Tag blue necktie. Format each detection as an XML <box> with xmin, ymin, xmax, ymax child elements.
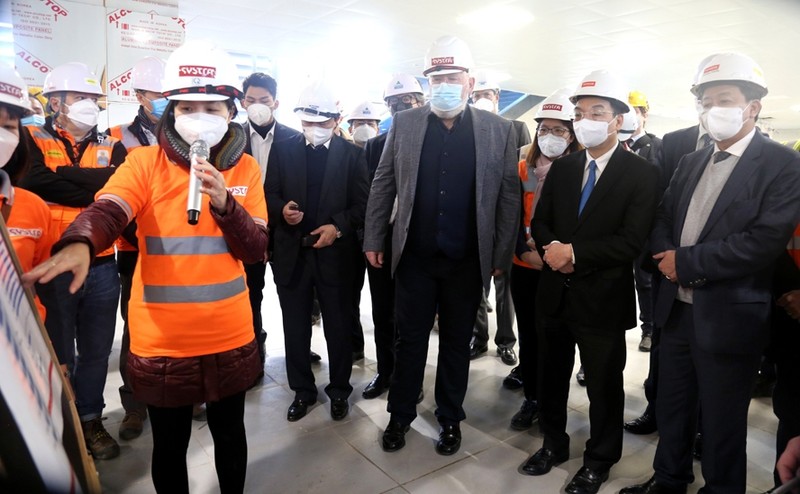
<box><xmin>578</xmin><ymin>160</ymin><xmax>597</xmax><ymax>215</ymax></box>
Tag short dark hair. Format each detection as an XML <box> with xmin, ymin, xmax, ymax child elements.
<box><xmin>242</xmin><ymin>72</ymin><xmax>277</xmax><ymax>99</ymax></box>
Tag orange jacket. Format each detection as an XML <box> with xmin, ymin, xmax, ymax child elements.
<box><xmin>513</xmin><ymin>159</ymin><xmax>537</xmax><ymax>268</ymax></box>
<box><xmin>26</xmin><ymin>124</ymin><xmax>122</xmax><ymax>258</ymax></box>
<box><xmin>7</xmin><ymin>187</ymin><xmax>55</xmax><ymax>319</ymax></box>
<box><xmin>97</xmin><ymin>146</ymin><xmax>268</xmax><ymax>358</ymax></box>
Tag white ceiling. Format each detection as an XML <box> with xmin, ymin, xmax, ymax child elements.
<box><xmin>179</xmin><ymin>0</ymin><xmax>800</xmax><ymax>136</ymax></box>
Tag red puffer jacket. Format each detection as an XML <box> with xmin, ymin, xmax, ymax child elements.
<box><xmin>128</xmin><ymin>339</ymin><xmax>260</xmax><ymax>407</ymax></box>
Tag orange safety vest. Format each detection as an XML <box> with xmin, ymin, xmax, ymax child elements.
<box><xmin>789</xmin><ymin>223</ymin><xmax>800</xmax><ymax>268</ymax></box>
<box><xmin>7</xmin><ymin>187</ymin><xmax>55</xmax><ymax>320</ymax></box>
<box><xmin>97</xmin><ymin>146</ymin><xmax>268</xmax><ymax>358</ymax></box>
<box><xmin>26</xmin><ymin>124</ymin><xmax>120</xmax><ymax>258</ymax></box>
<box><xmin>513</xmin><ymin>159</ymin><xmax>537</xmax><ymax>268</ymax></box>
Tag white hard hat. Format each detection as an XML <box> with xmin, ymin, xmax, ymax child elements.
<box><xmin>691</xmin><ymin>52</ymin><xmax>767</xmax><ymax>98</ymax></box>
<box><xmin>423</xmin><ymin>35</ymin><xmax>474</xmax><ymax>77</ymax></box>
<box><xmin>131</xmin><ymin>56</ymin><xmax>167</xmax><ymax>93</ymax></box>
<box><xmin>0</xmin><ymin>65</ymin><xmax>32</xmax><ymax>114</ymax></box>
<box><xmin>535</xmin><ymin>88</ymin><xmax>574</xmax><ymax>122</ymax></box>
<box><xmin>472</xmin><ymin>70</ymin><xmax>500</xmax><ymax>92</ymax></box>
<box><xmin>43</xmin><ymin>62</ymin><xmax>104</xmax><ymax>96</ymax></box>
<box><xmin>570</xmin><ymin>70</ymin><xmax>629</xmax><ymax>113</ymax></box>
<box><xmin>294</xmin><ymin>81</ymin><xmax>340</xmax><ymax>122</ymax></box>
<box><xmin>162</xmin><ymin>40</ymin><xmax>242</xmax><ymax>101</ymax></box>
<box><xmin>618</xmin><ymin>108</ymin><xmax>639</xmax><ymax>138</ymax></box>
<box><xmin>347</xmin><ymin>101</ymin><xmax>384</xmax><ymax>123</ymax></box>
<box><xmin>384</xmin><ymin>73</ymin><xmax>423</xmax><ymax>99</ymax></box>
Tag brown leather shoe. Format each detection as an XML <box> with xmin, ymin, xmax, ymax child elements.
<box><xmin>82</xmin><ymin>417</ymin><xmax>120</xmax><ymax>460</ymax></box>
<box><xmin>118</xmin><ymin>411</ymin><xmax>145</xmax><ymax>440</ymax></box>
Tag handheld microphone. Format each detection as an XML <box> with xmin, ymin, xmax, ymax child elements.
<box><xmin>187</xmin><ymin>139</ymin><xmax>210</xmax><ymax>225</ymax></box>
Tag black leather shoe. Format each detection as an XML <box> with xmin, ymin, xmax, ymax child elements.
<box><xmin>624</xmin><ymin>410</ymin><xmax>657</xmax><ymax>435</ymax></box>
<box><xmin>469</xmin><ymin>343</ymin><xmax>488</xmax><ymax>360</ymax></box>
<box><xmin>565</xmin><ymin>466</ymin><xmax>608</xmax><ymax>494</ymax></box>
<box><xmin>503</xmin><ymin>366</ymin><xmax>524</xmax><ymax>390</ymax></box>
<box><xmin>287</xmin><ymin>399</ymin><xmax>314</xmax><ymax>422</ymax></box>
<box><xmin>510</xmin><ymin>399</ymin><xmax>538</xmax><ymax>430</ymax></box>
<box><xmin>330</xmin><ymin>398</ymin><xmax>349</xmax><ymax>420</ymax></box>
<box><xmin>435</xmin><ymin>424</ymin><xmax>461</xmax><ymax>455</ymax></box>
<box><xmin>362</xmin><ymin>374</ymin><xmax>389</xmax><ymax>399</ymax></box>
<box><xmin>639</xmin><ymin>334</ymin><xmax>653</xmax><ymax>352</ymax></box>
<box><xmin>519</xmin><ymin>447</ymin><xmax>567</xmax><ymax>476</ymax></box>
<box><xmin>497</xmin><ymin>347</ymin><xmax>518</xmax><ymax>366</ymax></box>
<box><xmin>382</xmin><ymin>420</ymin><xmax>410</xmax><ymax>452</ymax></box>
<box><xmin>576</xmin><ymin>365</ymin><xmax>586</xmax><ymax>386</ymax></box>
<box><xmin>352</xmin><ymin>350</ymin><xmax>365</xmax><ymax>362</ymax></box>
<box><xmin>620</xmin><ymin>476</ymin><xmax>687</xmax><ymax>494</ymax></box>
<box><xmin>310</xmin><ymin>350</ymin><xmax>322</xmax><ymax>363</ymax></box>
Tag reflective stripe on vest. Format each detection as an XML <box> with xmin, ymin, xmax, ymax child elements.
<box><xmin>143</xmin><ymin>275</ymin><xmax>246</xmax><ymax>304</ymax></box>
<box><xmin>145</xmin><ymin>236</ymin><xmax>231</xmax><ymax>256</ymax></box>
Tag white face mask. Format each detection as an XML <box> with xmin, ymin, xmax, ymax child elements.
<box><xmin>0</xmin><ymin>128</ymin><xmax>20</xmax><ymax>168</ymax></box>
<box><xmin>430</xmin><ymin>82</ymin><xmax>467</xmax><ymax>119</ymax></box>
<box><xmin>537</xmin><ymin>134</ymin><xmax>569</xmax><ymax>158</ymax></box>
<box><xmin>246</xmin><ymin>103</ymin><xmax>273</xmax><ymax>127</ymax></box>
<box><xmin>174</xmin><ymin>113</ymin><xmax>229</xmax><ymax>147</ymax></box>
<box><xmin>472</xmin><ymin>98</ymin><xmax>497</xmax><ymax>113</ymax></box>
<box><xmin>303</xmin><ymin>125</ymin><xmax>334</xmax><ymax>147</ymax></box>
<box><xmin>352</xmin><ymin>125</ymin><xmax>377</xmax><ymax>144</ymax></box>
<box><xmin>64</xmin><ymin>99</ymin><xmax>100</xmax><ymax>131</ymax></box>
<box><xmin>573</xmin><ymin>118</ymin><xmax>613</xmax><ymax>149</ymax></box>
<box><xmin>699</xmin><ymin>104</ymin><xmax>749</xmax><ymax>142</ymax></box>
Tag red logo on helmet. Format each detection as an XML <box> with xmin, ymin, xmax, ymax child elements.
<box><xmin>542</xmin><ymin>103</ymin><xmax>563</xmax><ymax>111</ymax></box>
<box><xmin>703</xmin><ymin>64</ymin><xmax>720</xmax><ymax>75</ymax></box>
<box><xmin>581</xmin><ymin>81</ymin><xmax>596</xmax><ymax>88</ymax></box>
<box><xmin>0</xmin><ymin>83</ymin><xmax>23</xmax><ymax>100</ymax></box>
<box><xmin>178</xmin><ymin>65</ymin><xmax>216</xmax><ymax>78</ymax></box>
<box><xmin>431</xmin><ymin>57</ymin><xmax>455</xmax><ymax>66</ymax></box>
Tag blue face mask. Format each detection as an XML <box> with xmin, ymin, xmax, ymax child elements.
<box><xmin>21</xmin><ymin>114</ymin><xmax>46</xmax><ymax>127</ymax></box>
<box><xmin>148</xmin><ymin>97</ymin><xmax>169</xmax><ymax>119</ymax></box>
<box><xmin>430</xmin><ymin>83</ymin><xmax>465</xmax><ymax>112</ymax></box>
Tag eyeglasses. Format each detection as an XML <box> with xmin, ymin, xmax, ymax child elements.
<box><xmin>386</xmin><ymin>94</ymin><xmax>416</xmax><ymax>106</ymax></box>
<box><xmin>537</xmin><ymin>126</ymin><xmax>570</xmax><ymax>137</ymax></box>
<box><xmin>573</xmin><ymin>110</ymin><xmax>614</xmax><ymax>121</ymax></box>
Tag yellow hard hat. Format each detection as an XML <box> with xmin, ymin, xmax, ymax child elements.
<box><xmin>628</xmin><ymin>90</ymin><xmax>649</xmax><ymax>110</ymax></box>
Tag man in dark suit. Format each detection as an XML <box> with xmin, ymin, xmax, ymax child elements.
<box><xmin>622</xmin><ymin>53</ymin><xmax>800</xmax><ymax>494</ymax></box>
<box><xmin>364</xmin><ymin>35</ymin><xmax>519</xmax><ymax>456</ymax></box>
<box><xmin>623</xmin><ymin>122</ymin><xmax>711</xmax><ymax>436</ymax></box>
<box><xmin>265</xmin><ymin>81</ymin><xmax>369</xmax><ymax>422</ymax></box>
<box><xmin>524</xmin><ymin>70</ymin><xmax>659</xmax><ymax>494</ymax></box>
<box><xmin>240</xmin><ymin>72</ymin><xmax>300</xmax><ymax>370</ymax></box>
<box><xmin>361</xmin><ymin>73</ymin><xmax>426</xmax><ymax>400</ymax></box>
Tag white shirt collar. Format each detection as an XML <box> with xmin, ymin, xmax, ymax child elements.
<box><xmin>713</xmin><ymin>127</ymin><xmax>756</xmax><ymax>158</ymax></box>
<box><xmin>584</xmin><ymin>143</ymin><xmax>617</xmax><ymax>175</ymax></box>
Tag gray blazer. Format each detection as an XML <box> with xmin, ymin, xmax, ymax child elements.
<box><xmin>363</xmin><ymin>104</ymin><xmax>520</xmax><ymax>290</ymax></box>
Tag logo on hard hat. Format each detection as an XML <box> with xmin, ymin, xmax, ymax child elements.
<box><xmin>393</xmin><ymin>81</ymin><xmax>403</xmax><ymax>89</ymax></box>
<box><xmin>0</xmin><ymin>83</ymin><xmax>23</xmax><ymax>100</ymax></box>
<box><xmin>581</xmin><ymin>81</ymin><xmax>596</xmax><ymax>88</ymax></box>
<box><xmin>178</xmin><ymin>65</ymin><xmax>217</xmax><ymax>78</ymax></box>
<box><xmin>542</xmin><ymin>103</ymin><xmax>563</xmax><ymax>111</ymax></box>
<box><xmin>431</xmin><ymin>56</ymin><xmax>455</xmax><ymax>66</ymax></box>
<box><xmin>703</xmin><ymin>64</ymin><xmax>720</xmax><ymax>75</ymax></box>
<box><xmin>363</xmin><ymin>107</ymin><xmax>372</xmax><ymax>114</ymax></box>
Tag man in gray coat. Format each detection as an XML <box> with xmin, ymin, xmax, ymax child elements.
<box><xmin>363</xmin><ymin>35</ymin><xmax>519</xmax><ymax>455</ymax></box>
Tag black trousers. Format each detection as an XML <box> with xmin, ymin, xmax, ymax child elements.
<box><xmin>538</xmin><ymin>307</ymin><xmax>626</xmax><ymax>472</ymax></box>
<box><xmin>389</xmin><ymin>251</ymin><xmax>483</xmax><ymax>426</ymax></box>
<box><xmin>275</xmin><ymin>249</ymin><xmax>353</xmax><ymax>402</ymax></box>
<box><xmin>365</xmin><ymin>227</ymin><xmax>395</xmax><ymax>378</ymax></box>
<box><xmin>351</xmin><ymin>245</ymin><xmax>366</xmax><ymax>354</ymax></box>
<box><xmin>244</xmin><ymin>260</ymin><xmax>268</xmax><ymax>364</ymax></box>
<box><xmin>509</xmin><ymin>264</ymin><xmax>540</xmax><ymax>400</ymax></box>
<box><xmin>654</xmin><ymin>302</ymin><xmax>761</xmax><ymax>493</ymax></box>
<box><xmin>771</xmin><ymin>307</ymin><xmax>800</xmax><ymax>486</ymax></box>
<box><xmin>117</xmin><ymin>250</ymin><xmax>147</xmax><ymax>416</ymax></box>
<box><xmin>148</xmin><ymin>391</ymin><xmax>247</xmax><ymax>494</ymax></box>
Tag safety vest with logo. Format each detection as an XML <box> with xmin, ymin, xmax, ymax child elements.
<box><xmin>97</xmin><ymin>146</ymin><xmax>268</xmax><ymax>358</ymax></box>
<box><xmin>26</xmin><ymin>124</ymin><xmax>120</xmax><ymax>258</ymax></box>
<box><xmin>7</xmin><ymin>187</ymin><xmax>55</xmax><ymax>320</ymax></box>
<box><xmin>514</xmin><ymin>159</ymin><xmax>537</xmax><ymax>268</ymax></box>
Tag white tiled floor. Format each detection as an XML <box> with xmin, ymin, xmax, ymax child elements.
<box><xmin>94</xmin><ymin>278</ymin><xmax>779</xmax><ymax>493</ymax></box>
